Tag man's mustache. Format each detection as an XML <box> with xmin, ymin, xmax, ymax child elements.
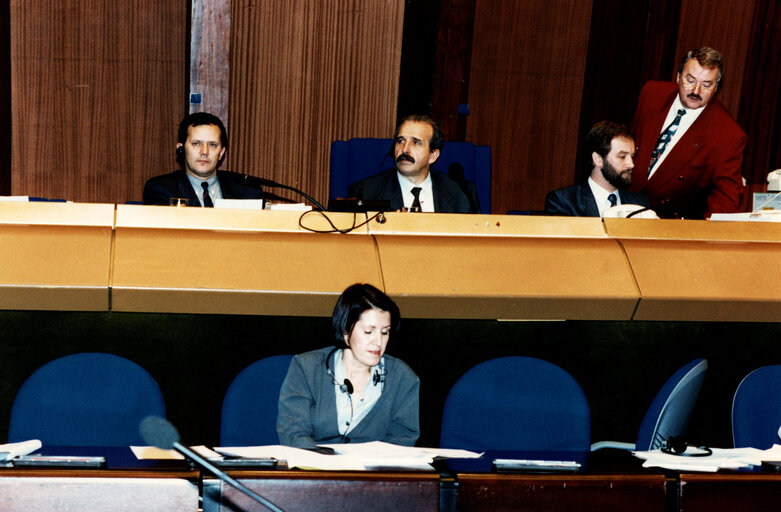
<box><xmin>396</xmin><ymin>153</ymin><xmax>415</xmax><ymax>164</ymax></box>
<box><xmin>687</xmin><ymin>93</ymin><xmax>702</xmax><ymax>101</ymax></box>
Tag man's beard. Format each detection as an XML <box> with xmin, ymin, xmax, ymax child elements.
<box><xmin>601</xmin><ymin>159</ymin><xmax>632</xmax><ymax>190</ymax></box>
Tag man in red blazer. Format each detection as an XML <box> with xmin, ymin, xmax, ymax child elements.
<box><xmin>630</xmin><ymin>47</ymin><xmax>746</xmax><ymax>219</ymax></box>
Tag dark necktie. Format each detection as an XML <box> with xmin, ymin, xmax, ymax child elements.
<box><xmin>201</xmin><ymin>182</ymin><xmax>214</xmax><ymax>208</ymax></box>
<box><xmin>648</xmin><ymin>109</ymin><xmax>686</xmax><ymax>176</ymax></box>
<box><xmin>410</xmin><ymin>187</ymin><xmax>422</xmax><ymax>211</ymax></box>
<box><xmin>608</xmin><ymin>193</ymin><xmax>617</xmax><ymax>208</ymax></box>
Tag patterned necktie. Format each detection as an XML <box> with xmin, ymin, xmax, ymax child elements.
<box><xmin>648</xmin><ymin>109</ymin><xmax>686</xmax><ymax>176</ymax></box>
<box><xmin>410</xmin><ymin>187</ymin><xmax>422</xmax><ymax>211</ymax></box>
<box><xmin>608</xmin><ymin>193</ymin><xmax>617</xmax><ymax>208</ymax></box>
<box><xmin>201</xmin><ymin>182</ymin><xmax>214</xmax><ymax>208</ymax></box>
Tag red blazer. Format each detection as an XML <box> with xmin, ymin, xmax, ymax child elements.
<box><xmin>630</xmin><ymin>81</ymin><xmax>746</xmax><ymax>219</ymax></box>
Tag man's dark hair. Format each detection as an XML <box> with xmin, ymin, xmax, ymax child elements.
<box><xmin>678</xmin><ymin>46</ymin><xmax>723</xmax><ymax>83</ymax></box>
<box><xmin>331</xmin><ymin>283</ymin><xmax>401</xmax><ymax>349</ymax></box>
<box><xmin>394</xmin><ymin>115</ymin><xmax>445</xmax><ymax>152</ymax></box>
<box><xmin>585</xmin><ymin>121</ymin><xmax>633</xmax><ymax>168</ymax></box>
<box><xmin>177</xmin><ymin>112</ymin><xmax>228</xmax><ymax>148</ymax></box>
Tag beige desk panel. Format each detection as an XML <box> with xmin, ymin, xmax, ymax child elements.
<box><xmin>370</xmin><ymin>212</ymin><xmax>608</xmax><ymax>237</ymax></box>
<box><xmin>0</xmin><ymin>203</ymin><xmax>114</xmax><ymax>311</ymax></box>
<box><xmin>604</xmin><ymin>218</ymin><xmax>781</xmax><ymax>322</ymax></box>
<box><xmin>604</xmin><ymin>217</ymin><xmax>781</xmax><ymax>242</ymax></box>
<box><xmin>0</xmin><ymin>202</ymin><xmax>115</xmax><ymax>227</ymax></box>
<box><xmin>375</xmin><ymin>235</ymin><xmax>639</xmax><ymax>320</ymax></box>
<box><xmin>622</xmin><ymin>239</ymin><xmax>781</xmax><ymax>322</ymax></box>
<box><xmin>111</xmin><ymin>228</ymin><xmax>380</xmax><ymax>315</ymax></box>
<box><xmin>116</xmin><ymin>204</ymin><xmax>369</xmax><ymax>234</ymax></box>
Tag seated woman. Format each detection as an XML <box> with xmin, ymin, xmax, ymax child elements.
<box><xmin>277</xmin><ymin>283</ymin><xmax>419</xmax><ymax>448</ymax></box>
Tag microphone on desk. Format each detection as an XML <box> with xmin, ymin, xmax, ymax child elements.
<box><xmin>139</xmin><ymin>416</ymin><xmax>285</xmax><ymax>512</ymax></box>
<box><xmin>232</xmin><ymin>173</ymin><xmax>325</xmax><ymax>211</ymax></box>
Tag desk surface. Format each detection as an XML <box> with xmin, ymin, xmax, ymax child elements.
<box><xmin>2</xmin><ymin>202</ymin><xmax>780</xmax><ymax>321</ymax></box>
<box><xmin>2</xmin><ymin>446</ymin><xmax>781</xmax><ymax>512</ymax></box>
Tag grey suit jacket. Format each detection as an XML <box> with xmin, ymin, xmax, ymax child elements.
<box><xmin>347</xmin><ymin>168</ymin><xmax>473</xmax><ymax>213</ymax></box>
<box><xmin>545</xmin><ymin>183</ymin><xmax>651</xmax><ymax>217</ymax></box>
<box><xmin>277</xmin><ymin>346</ymin><xmax>420</xmax><ymax>449</ymax></box>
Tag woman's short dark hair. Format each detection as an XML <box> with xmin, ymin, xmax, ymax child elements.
<box><xmin>331</xmin><ymin>283</ymin><xmax>401</xmax><ymax>348</ymax></box>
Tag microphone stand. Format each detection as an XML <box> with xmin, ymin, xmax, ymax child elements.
<box><xmin>234</xmin><ymin>173</ymin><xmax>325</xmax><ymax>211</ymax></box>
<box><xmin>172</xmin><ymin>441</ymin><xmax>285</xmax><ymax>512</ymax></box>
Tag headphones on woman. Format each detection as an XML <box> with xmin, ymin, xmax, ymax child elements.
<box><xmin>325</xmin><ymin>347</ymin><xmax>385</xmax><ymax>395</ymax></box>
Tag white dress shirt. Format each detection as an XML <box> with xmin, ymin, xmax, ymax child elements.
<box><xmin>396</xmin><ymin>172</ymin><xmax>435</xmax><ymax>212</ymax></box>
<box><xmin>648</xmin><ymin>94</ymin><xmax>706</xmax><ymax>178</ymax></box>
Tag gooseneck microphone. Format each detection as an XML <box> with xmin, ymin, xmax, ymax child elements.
<box><xmin>233</xmin><ymin>173</ymin><xmax>325</xmax><ymax>211</ymax></box>
<box><xmin>139</xmin><ymin>416</ymin><xmax>285</xmax><ymax>512</ymax></box>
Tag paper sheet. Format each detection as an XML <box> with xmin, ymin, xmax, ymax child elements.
<box><xmin>632</xmin><ymin>445</ymin><xmax>769</xmax><ymax>472</ymax></box>
<box><xmin>215</xmin><ymin>441</ymin><xmax>481</xmax><ymax>471</ymax></box>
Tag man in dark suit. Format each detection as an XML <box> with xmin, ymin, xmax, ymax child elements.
<box><xmin>545</xmin><ymin>121</ymin><xmax>650</xmax><ymax>217</ymax></box>
<box><xmin>347</xmin><ymin>115</ymin><xmax>474</xmax><ymax>213</ymax></box>
<box><xmin>143</xmin><ymin>112</ymin><xmax>264</xmax><ymax>206</ymax></box>
<box><xmin>630</xmin><ymin>47</ymin><xmax>746</xmax><ymax>219</ymax></box>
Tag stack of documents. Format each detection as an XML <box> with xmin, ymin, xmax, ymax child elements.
<box><xmin>632</xmin><ymin>444</ymin><xmax>781</xmax><ymax>472</ymax></box>
<box><xmin>215</xmin><ymin>441</ymin><xmax>481</xmax><ymax>471</ymax></box>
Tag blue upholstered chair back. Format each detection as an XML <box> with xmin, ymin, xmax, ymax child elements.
<box><xmin>732</xmin><ymin>365</ymin><xmax>781</xmax><ymax>448</ymax></box>
<box><xmin>8</xmin><ymin>352</ymin><xmax>166</xmax><ymax>446</ymax></box>
<box><xmin>636</xmin><ymin>358</ymin><xmax>708</xmax><ymax>451</ymax></box>
<box><xmin>329</xmin><ymin>138</ymin><xmax>492</xmax><ymax>214</ymax></box>
<box><xmin>440</xmin><ymin>356</ymin><xmax>590</xmax><ymax>451</ymax></box>
<box><xmin>220</xmin><ymin>354</ymin><xmax>294</xmax><ymax>446</ymax></box>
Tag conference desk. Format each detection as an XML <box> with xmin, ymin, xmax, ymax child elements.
<box><xmin>3</xmin><ymin>447</ymin><xmax>781</xmax><ymax>512</ymax></box>
<box><xmin>0</xmin><ymin>447</ymin><xmax>199</xmax><ymax>512</ymax></box>
<box><xmin>2</xmin><ymin>201</ymin><xmax>780</xmax><ymax>321</ymax></box>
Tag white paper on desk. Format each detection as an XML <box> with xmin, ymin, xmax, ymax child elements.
<box><xmin>267</xmin><ymin>203</ymin><xmax>313</xmax><ymax>211</ymax></box>
<box><xmin>214</xmin><ymin>198</ymin><xmax>264</xmax><ymax>210</ymax></box>
<box><xmin>320</xmin><ymin>441</ymin><xmax>482</xmax><ymax>460</ymax></box>
<box><xmin>131</xmin><ymin>445</ymin><xmax>220</xmax><ymax>460</ymax></box>
<box><xmin>0</xmin><ymin>439</ymin><xmax>42</xmax><ymax>461</ymax></box>
<box><xmin>0</xmin><ymin>196</ymin><xmax>29</xmax><ymax>202</ymax></box>
<box><xmin>632</xmin><ymin>446</ymin><xmax>764</xmax><ymax>472</ymax></box>
<box><xmin>215</xmin><ymin>445</ymin><xmax>365</xmax><ymax>470</ymax></box>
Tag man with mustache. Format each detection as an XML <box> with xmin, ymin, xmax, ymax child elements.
<box><xmin>545</xmin><ymin>121</ymin><xmax>650</xmax><ymax>217</ymax></box>
<box><xmin>629</xmin><ymin>47</ymin><xmax>746</xmax><ymax>219</ymax></box>
<box><xmin>347</xmin><ymin>115</ymin><xmax>474</xmax><ymax>213</ymax></box>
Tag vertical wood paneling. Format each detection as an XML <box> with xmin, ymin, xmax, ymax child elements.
<box><xmin>11</xmin><ymin>0</ymin><xmax>187</xmax><ymax>203</ymax></box>
<box><xmin>228</xmin><ymin>1</ymin><xmax>405</xmax><ymax>206</ymax></box>
<box><xmin>191</xmin><ymin>1</ymin><xmax>232</xmax><ymax>124</ymax></box>
<box><xmin>675</xmin><ymin>0</ymin><xmax>755</xmax><ymax>119</ymax></box>
<box><xmin>738</xmin><ymin>0</ymin><xmax>781</xmax><ymax>195</ymax></box>
<box><xmin>465</xmin><ymin>0</ymin><xmax>592</xmax><ymax>213</ymax></box>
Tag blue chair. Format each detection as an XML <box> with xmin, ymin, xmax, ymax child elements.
<box><xmin>220</xmin><ymin>354</ymin><xmax>294</xmax><ymax>446</ymax></box>
<box><xmin>440</xmin><ymin>356</ymin><xmax>590</xmax><ymax>451</ymax></box>
<box><xmin>732</xmin><ymin>365</ymin><xmax>781</xmax><ymax>448</ymax></box>
<box><xmin>591</xmin><ymin>358</ymin><xmax>708</xmax><ymax>451</ymax></box>
<box><xmin>329</xmin><ymin>138</ymin><xmax>492</xmax><ymax>214</ymax></box>
<box><xmin>8</xmin><ymin>352</ymin><xmax>166</xmax><ymax>446</ymax></box>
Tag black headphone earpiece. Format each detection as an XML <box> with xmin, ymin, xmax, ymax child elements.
<box><xmin>661</xmin><ymin>436</ymin><xmax>713</xmax><ymax>457</ymax></box>
<box><xmin>326</xmin><ymin>348</ymin><xmax>353</xmax><ymax>395</ymax></box>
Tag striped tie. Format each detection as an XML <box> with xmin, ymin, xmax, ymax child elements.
<box><xmin>201</xmin><ymin>182</ymin><xmax>214</xmax><ymax>208</ymax></box>
<box><xmin>648</xmin><ymin>109</ymin><xmax>686</xmax><ymax>176</ymax></box>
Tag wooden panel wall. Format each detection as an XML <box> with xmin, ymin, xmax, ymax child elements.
<box><xmin>226</xmin><ymin>1</ymin><xmax>405</xmax><ymax>206</ymax></box>
<box><xmin>674</xmin><ymin>0</ymin><xmax>755</xmax><ymax>119</ymax></box>
<box><xmin>465</xmin><ymin>0</ymin><xmax>593</xmax><ymax>213</ymax></box>
<box><xmin>10</xmin><ymin>0</ymin><xmax>187</xmax><ymax>204</ymax></box>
